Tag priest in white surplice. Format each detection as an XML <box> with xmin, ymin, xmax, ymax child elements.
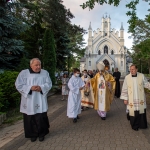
<box><xmin>67</xmin><ymin>68</ymin><xmax>85</xmax><ymax>123</ymax></box>
<box><xmin>15</xmin><ymin>58</ymin><xmax>52</xmax><ymax>142</ymax></box>
<box><xmin>120</xmin><ymin>64</ymin><xmax>150</xmax><ymax>131</ymax></box>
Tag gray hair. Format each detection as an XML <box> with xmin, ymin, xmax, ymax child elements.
<box><xmin>30</xmin><ymin>58</ymin><xmax>41</xmax><ymax>65</ymax></box>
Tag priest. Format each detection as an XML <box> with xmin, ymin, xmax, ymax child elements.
<box><xmin>67</xmin><ymin>68</ymin><xmax>85</xmax><ymax>123</ymax></box>
<box><xmin>81</xmin><ymin>69</ymin><xmax>94</xmax><ymax>110</ymax></box>
<box><xmin>120</xmin><ymin>64</ymin><xmax>150</xmax><ymax>131</ymax></box>
<box><xmin>113</xmin><ymin>68</ymin><xmax>121</xmax><ymax>98</ymax></box>
<box><xmin>90</xmin><ymin>62</ymin><xmax>116</xmax><ymax>120</ymax></box>
<box><xmin>15</xmin><ymin>58</ymin><xmax>52</xmax><ymax>142</ymax></box>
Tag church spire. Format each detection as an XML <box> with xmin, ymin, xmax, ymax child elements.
<box><xmin>88</xmin><ymin>22</ymin><xmax>92</xmax><ymax>30</ymax></box>
<box><xmin>120</xmin><ymin>22</ymin><xmax>124</xmax><ymax>30</ymax></box>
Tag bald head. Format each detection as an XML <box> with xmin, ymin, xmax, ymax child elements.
<box><xmin>30</xmin><ymin>58</ymin><xmax>41</xmax><ymax>72</ymax></box>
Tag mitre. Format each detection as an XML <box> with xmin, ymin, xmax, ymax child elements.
<box><xmin>97</xmin><ymin>62</ymin><xmax>105</xmax><ymax>71</ymax></box>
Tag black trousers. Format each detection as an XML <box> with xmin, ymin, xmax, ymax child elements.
<box><xmin>127</xmin><ymin>109</ymin><xmax>147</xmax><ymax>130</ymax></box>
<box><xmin>115</xmin><ymin>80</ymin><xmax>120</xmax><ymax>98</ymax></box>
<box><xmin>23</xmin><ymin>112</ymin><xmax>50</xmax><ymax>138</ymax></box>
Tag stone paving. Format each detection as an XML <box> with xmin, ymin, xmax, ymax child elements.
<box><xmin>1</xmin><ymin>90</ymin><xmax>150</xmax><ymax>149</ymax></box>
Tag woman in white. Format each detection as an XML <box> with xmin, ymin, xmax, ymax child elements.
<box><xmin>61</xmin><ymin>74</ymin><xmax>69</xmax><ymax>100</ymax></box>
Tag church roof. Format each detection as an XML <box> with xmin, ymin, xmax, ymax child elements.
<box><xmin>96</xmin><ymin>53</ymin><xmax>115</xmax><ymax>64</ymax></box>
<box><xmin>80</xmin><ymin>57</ymin><xmax>86</xmax><ymax>62</ymax></box>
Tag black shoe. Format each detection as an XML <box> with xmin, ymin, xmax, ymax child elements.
<box><xmin>73</xmin><ymin>118</ymin><xmax>77</xmax><ymax>123</ymax></box>
<box><xmin>133</xmin><ymin>128</ymin><xmax>138</xmax><ymax>131</ymax></box>
<box><xmin>31</xmin><ymin>137</ymin><xmax>37</xmax><ymax>142</ymax></box>
<box><xmin>81</xmin><ymin>106</ymin><xmax>84</xmax><ymax>111</ymax></box>
<box><xmin>101</xmin><ymin>117</ymin><xmax>106</xmax><ymax>120</ymax></box>
<box><xmin>77</xmin><ymin>115</ymin><xmax>80</xmax><ymax>119</ymax></box>
<box><xmin>39</xmin><ymin>136</ymin><xmax>44</xmax><ymax>142</ymax></box>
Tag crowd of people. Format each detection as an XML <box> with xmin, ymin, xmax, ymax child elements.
<box><xmin>15</xmin><ymin>58</ymin><xmax>150</xmax><ymax>143</ymax></box>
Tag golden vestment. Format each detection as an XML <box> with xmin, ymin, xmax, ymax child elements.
<box><xmin>90</xmin><ymin>72</ymin><xmax>116</xmax><ymax>111</ymax></box>
<box><xmin>81</xmin><ymin>76</ymin><xmax>94</xmax><ymax>108</ymax></box>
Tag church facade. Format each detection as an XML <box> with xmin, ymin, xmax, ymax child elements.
<box><xmin>80</xmin><ymin>15</ymin><xmax>127</xmax><ymax>75</ymax></box>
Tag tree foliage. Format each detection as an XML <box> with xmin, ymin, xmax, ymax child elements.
<box><xmin>17</xmin><ymin>0</ymin><xmax>85</xmax><ymax>72</ymax></box>
<box><xmin>0</xmin><ymin>0</ymin><xmax>26</xmax><ymax>69</ymax></box>
<box><xmin>43</xmin><ymin>29</ymin><xmax>56</xmax><ymax>84</ymax></box>
<box><xmin>81</xmin><ymin>0</ymin><xmax>121</xmax><ymax>10</ymax></box>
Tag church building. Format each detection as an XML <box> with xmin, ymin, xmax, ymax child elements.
<box><xmin>80</xmin><ymin>14</ymin><xmax>128</xmax><ymax>75</ymax></box>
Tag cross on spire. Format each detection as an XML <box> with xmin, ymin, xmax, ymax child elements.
<box><xmin>105</xmin><ymin>12</ymin><xmax>107</xmax><ymax>18</ymax></box>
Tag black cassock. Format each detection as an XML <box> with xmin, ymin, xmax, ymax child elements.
<box><xmin>23</xmin><ymin>68</ymin><xmax>50</xmax><ymax>138</ymax></box>
<box><xmin>113</xmin><ymin>71</ymin><xmax>121</xmax><ymax>98</ymax></box>
<box><xmin>127</xmin><ymin>109</ymin><xmax>147</xmax><ymax>130</ymax></box>
<box><xmin>23</xmin><ymin>112</ymin><xmax>50</xmax><ymax>138</ymax></box>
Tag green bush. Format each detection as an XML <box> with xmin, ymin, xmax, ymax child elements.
<box><xmin>0</xmin><ymin>88</ymin><xmax>6</xmax><ymax>112</ymax></box>
<box><xmin>0</xmin><ymin>71</ymin><xmax>20</xmax><ymax>112</ymax></box>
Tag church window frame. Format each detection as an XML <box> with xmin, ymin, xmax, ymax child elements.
<box><xmin>104</xmin><ymin>45</ymin><xmax>108</xmax><ymax>54</ymax></box>
<box><xmin>98</xmin><ymin>50</ymin><xmax>101</xmax><ymax>55</ymax></box>
<box><xmin>89</xmin><ymin>61</ymin><xmax>91</xmax><ymax>66</ymax></box>
<box><xmin>104</xmin><ymin>21</ymin><xmax>108</xmax><ymax>28</ymax></box>
<box><xmin>111</xmin><ymin>50</ymin><xmax>114</xmax><ymax>55</ymax></box>
<box><xmin>121</xmin><ymin>61</ymin><xmax>123</xmax><ymax>67</ymax></box>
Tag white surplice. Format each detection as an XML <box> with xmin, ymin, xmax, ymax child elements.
<box><xmin>120</xmin><ymin>73</ymin><xmax>150</xmax><ymax>111</ymax></box>
<box><xmin>15</xmin><ymin>69</ymin><xmax>52</xmax><ymax>115</ymax></box>
<box><xmin>67</xmin><ymin>75</ymin><xmax>85</xmax><ymax>118</ymax></box>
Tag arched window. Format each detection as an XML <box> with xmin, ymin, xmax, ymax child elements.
<box><xmin>111</xmin><ymin>50</ymin><xmax>114</xmax><ymax>55</ymax></box>
<box><xmin>89</xmin><ymin>61</ymin><xmax>91</xmax><ymax>66</ymax></box>
<box><xmin>98</xmin><ymin>50</ymin><xmax>101</xmax><ymax>55</ymax></box>
<box><xmin>104</xmin><ymin>21</ymin><xmax>108</xmax><ymax>28</ymax></box>
<box><xmin>104</xmin><ymin>46</ymin><xmax>108</xmax><ymax>54</ymax></box>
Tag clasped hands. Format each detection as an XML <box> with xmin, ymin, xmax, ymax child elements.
<box><xmin>31</xmin><ymin>86</ymin><xmax>41</xmax><ymax>92</ymax></box>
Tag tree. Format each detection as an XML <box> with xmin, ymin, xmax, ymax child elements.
<box><xmin>131</xmin><ymin>39</ymin><xmax>150</xmax><ymax>74</ymax></box>
<box><xmin>43</xmin><ymin>29</ymin><xmax>56</xmax><ymax>84</ymax></box>
<box><xmin>0</xmin><ymin>0</ymin><xmax>26</xmax><ymax>69</ymax></box>
<box><xmin>81</xmin><ymin>0</ymin><xmax>121</xmax><ymax>9</ymax></box>
<box><xmin>17</xmin><ymin>0</ymin><xmax>45</xmax><ymax>60</ymax></box>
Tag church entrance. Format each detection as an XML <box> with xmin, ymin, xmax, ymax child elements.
<box><xmin>103</xmin><ymin>59</ymin><xmax>110</xmax><ymax>70</ymax></box>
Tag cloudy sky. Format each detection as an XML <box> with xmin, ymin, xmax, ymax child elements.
<box><xmin>63</xmin><ymin>0</ymin><xmax>149</xmax><ymax>49</ymax></box>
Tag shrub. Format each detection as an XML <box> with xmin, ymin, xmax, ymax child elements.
<box><xmin>0</xmin><ymin>71</ymin><xmax>20</xmax><ymax>112</ymax></box>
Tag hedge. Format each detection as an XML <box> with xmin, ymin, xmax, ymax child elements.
<box><xmin>0</xmin><ymin>71</ymin><xmax>20</xmax><ymax>112</ymax></box>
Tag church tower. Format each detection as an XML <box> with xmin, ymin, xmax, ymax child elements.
<box><xmin>88</xmin><ymin>22</ymin><xmax>92</xmax><ymax>45</ymax></box>
<box><xmin>101</xmin><ymin>14</ymin><xmax>111</xmax><ymax>37</ymax></box>
<box><xmin>120</xmin><ymin>22</ymin><xmax>124</xmax><ymax>45</ymax></box>
<box><xmin>88</xmin><ymin>22</ymin><xmax>92</xmax><ymax>54</ymax></box>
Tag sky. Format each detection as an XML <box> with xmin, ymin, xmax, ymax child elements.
<box><xmin>63</xmin><ymin>0</ymin><xmax>149</xmax><ymax>49</ymax></box>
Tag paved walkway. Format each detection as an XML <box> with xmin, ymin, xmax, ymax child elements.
<box><xmin>1</xmin><ymin>94</ymin><xmax>150</xmax><ymax>150</ymax></box>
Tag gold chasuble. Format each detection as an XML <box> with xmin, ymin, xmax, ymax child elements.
<box><xmin>90</xmin><ymin>72</ymin><xmax>116</xmax><ymax>111</ymax></box>
<box><xmin>81</xmin><ymin>76</ymin><xmax>94</xmax><ymax>108</ymax></box>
